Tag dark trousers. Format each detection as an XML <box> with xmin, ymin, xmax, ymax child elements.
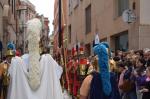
<box><xmin>0</xmin><ymin>78</ymin><xmax>2</xmax><ymax>98</ymax></box>
<box><xmin>3</xmin><ymin>85</ymin><xmax>8</xmax><ymax>99</ymax></box>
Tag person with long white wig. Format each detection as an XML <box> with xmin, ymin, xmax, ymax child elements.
<box><xmin>7</xmin><ymin>18</ymin><xmax>63</xmax><ymax>99</ymax></box>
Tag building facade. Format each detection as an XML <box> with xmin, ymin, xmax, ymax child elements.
<box><xmin>49</xmin><ymin>32</ymin><xmax>54</xmax><ymax>56</ymax></box>
<box><xmin>53</xmin><ymin>0</ymin><xmax>68</xmax><ymax>57</ymax></box>
<box><xmin>36</xmin><ymin>14</ymin><xmax>50</xmax><ymax>50</ymax></box>
<box><xmin>0</xmin><ymin>0</ymin><xmax>4</xmax><ymax>59</ymax></box>
<box><xmin>53</xmin><ymin>0</ymin><xmax>59</xmax><ymax>56</ymax></box>
<box><xmin>43</xmin><ymin>17</ymin><xmax>50</xmax><ymax>47</ymax></box>
<box><xmin>17</xmin><ymin>0</ymin><xmax>36</xmax><ymax>52</ymax></box>
<box><xmin>2</xmin><ymin>0</ymin><xmax>20</xmax><ymax>53</ymax></box>
<box><xmin>67</xmin><ymin>0</ymin><xmax>150</xmax><ymax>56</ymax></box>
<box><xmin>0</xmin><ymin>0</ymin><xmax>4</xmax><ymax>42</ymax></box>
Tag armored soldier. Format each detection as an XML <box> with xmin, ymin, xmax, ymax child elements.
<box><xmin>0</xmin><ymin>42</ymin><xmax>15</xmax><ymax>99</ymax></box>
<box><xmin>0</xmin><ymin>49</ymin><xmax>15</xmax><ymax>99</ymax></box>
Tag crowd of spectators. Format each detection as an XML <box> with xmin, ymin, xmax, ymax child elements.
<box><xmin>111</xmin><ymin>48</ymin><xmax>150</xmax><ymax>99</ymax></box>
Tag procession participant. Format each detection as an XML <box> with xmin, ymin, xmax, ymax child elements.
<box><xmin>80</xmin><ymin>42</ymin><xmax>120</xmax><ymax>99</ymax></box>
<box><xmin>66</xmin><ymin>58</ymin><xmax>74</xmax><ymax>94</ymax></box>
<box><xmin>0</xmin><ymin>42</ymin><xmax>16</xmax><ymax>99</ymax></box>
<box><xmin>73</xmin><ymin>58</ymin><xmax>79</xmax><ymax>97</ymax></box>
<box><xmin>7</xmin><ymin>18</ymin><xmax>63</xmax><ymax>99</ymax></box>
<box><xmin>0</xmin><ymin>57</ymin><xmax>4</xmax><ymax>97</ymax></box>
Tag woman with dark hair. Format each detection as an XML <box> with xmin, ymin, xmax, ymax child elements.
<box><xmin>134</xmin><ymin>58</ymin><xmax>147</xmax><ymax>99</ymax></box>
<box><xmin>135</xmin><ymin>50</ymin><xmax>144</xmax><ymax>59</ymax></box>
<box><xmin>119</xmin><ymin>60</ymin><xmax>137</xmax><ymax>99</ymax></box>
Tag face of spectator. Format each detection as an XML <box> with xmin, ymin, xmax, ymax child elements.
<box><xmin>136</xmin><ymin>52</ymin><xmax>140</xmax><ymax>56</ymax></box>
<box><xmin>136</xmin><ymin>60</ymin><xmax>143</xmax><ymax>67</ymax></box>
<box><xmin>118</xmin><ymin>67</ymin><xmax>124</xmax><ymax>73</ymax></box>
<box><xmin>144</xmin><ymin>52</ymin><xmax>149</xmax><ymax>61</ymax></box>
<box><xmin>126</xmin><ymin>54</ymin><xmax>131</xmax><ymax>61</ymax></box>
<box><xmin>148</xmin><ymin>51</ymin><xmax>150</xmax><ymax>59</ymax></box>
<box><xmin>146</xmin><ymin>68</ymin><xmax>150</xmax><ymax>77</ymax></box>
<box><xmin>130</xmin><ymin>50</ymin><xmax>135</xmax><ymax>55</ymax></box>
<box><xmin>132</xmin><ymin>55</ymin><xmax>138</xmax><ymax>62</ymax></box>
<box><xmin>118</xmin><ymin>51</ymin><xmax>123</xmax><ymax>57</ymax></box>
<box><xmin>136</xmin><ymin>52</ymin><xmax>141</xmax><ymax>59</ymax></box>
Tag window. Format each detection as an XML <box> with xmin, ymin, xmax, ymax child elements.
<box><xmin>115</xmin><ymin>31</ymin><xmax>128</xmax><ymax>51</ymax></box>
<box><xmin>85</xmin><ymin>4</ymin><xmax>91</xmax><ymax>34</ymax></box>
<box><xmin>68</xmin><ymin>25</ymin><xmax>71</xmax><ymax>43</ymax></box>
<box><xmin>118</xmin><ymin>0</ymin><xmax>129</xmax><ymax>16</ymax></box>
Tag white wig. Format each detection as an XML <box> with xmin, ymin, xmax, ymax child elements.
<box><xmin>26</xmin><ymin>18</ymin><xmax>42</xmax><ymax>91</ymax></box>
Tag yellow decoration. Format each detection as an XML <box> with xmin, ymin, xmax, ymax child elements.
<box><xmin>6</xmin><ymin>50</ymin><xmax>14</xmax><ymax>56</ymax></box>
<box><xmin>79</xmin><ymin>64</ymin><xmax>86</xmax><ymax>75</ymax></box>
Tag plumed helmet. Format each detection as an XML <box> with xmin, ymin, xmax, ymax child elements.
<box><xmin>7</xmin><ymin>42</ymin><xmax>15</xmax><ymax>50</ymax></box>
<box><xmin>93</xmin><ymin>42</ymin><xmax>112</xmax><ymax>96</ymax></box>
<box><xmin>6</xmin><ymin>42</ymin><xmax>16</xmax><ymax>56</ymax></box>
<box><xmin>101</xmin><ymin>42</ymin><xmax>109</xmax><ymax>48</ymax></box>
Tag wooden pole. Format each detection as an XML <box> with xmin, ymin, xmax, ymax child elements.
<box><xmin>63</xmin><ymin>48</ymin><xmax>70</xmax><ymax>92</ymax></box>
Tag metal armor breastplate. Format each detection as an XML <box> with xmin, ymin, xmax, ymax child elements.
<box><xmin>2</xmin><ymin>64</ymin><xmax>10</xmax><ymax>86</ymax></box>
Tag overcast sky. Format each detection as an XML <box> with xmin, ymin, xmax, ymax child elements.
<box><xmin>29</xmin><ymin>0</ymin><xmax>54</xmax><ymax>35</ymax></box>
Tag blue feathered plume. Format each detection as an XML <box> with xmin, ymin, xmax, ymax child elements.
<box><xmin>93</xmin><ymin>42</ymin><xmax>112</xmax><ymax>96</ymax></box>
<box><xmin>7</xmin><ymin>42</ymin><xmax>15</xmax><ymax>50</ymax></box>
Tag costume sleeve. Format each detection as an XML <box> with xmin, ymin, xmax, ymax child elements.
<box><xmin>49</xmin><ymin>55</ymin><xmax>63</xmax><ymax>79</ymax></box>
<box><xmin>8</xmin><ymin>58</ymin><xmax>16</xmax><ymax>77</ymax></box>
<box><xmin>56</xmin><ymin>65</ymin><xmax>63</xmax><ymax>80</ymax></box>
